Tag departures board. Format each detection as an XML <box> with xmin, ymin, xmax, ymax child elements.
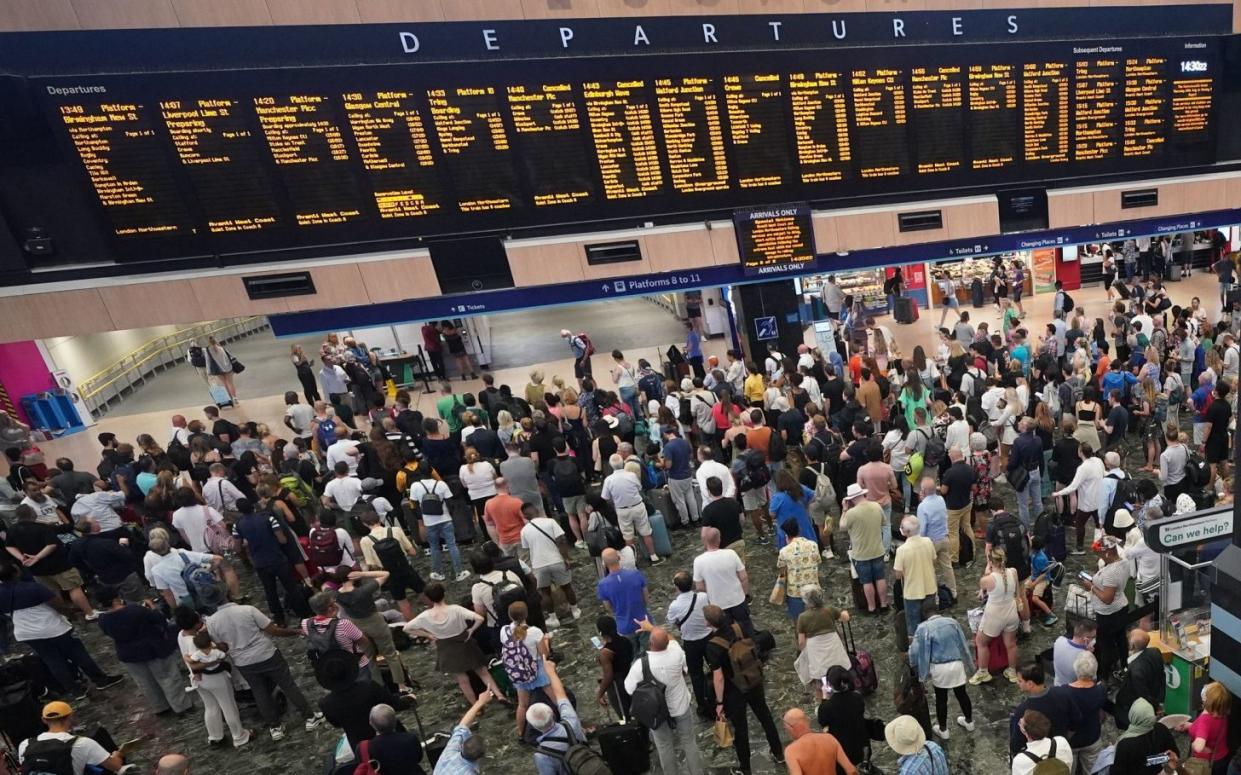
<box><xmin>38</xmin><ymin>36</ymin><xmax>1220</xmax><ymax>259</ymax></box>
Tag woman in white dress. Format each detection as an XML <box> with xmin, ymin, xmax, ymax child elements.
<box><xmin>793</xmin><ymin>585</ymin><xmax>852</xmax><ymax>689</ymax></box>
<box><xmin>205</xmin><ymin>336</ymin><xmax>238</xmax><ymax>401</ymax></box>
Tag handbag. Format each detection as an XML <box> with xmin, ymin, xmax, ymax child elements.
<box><xmin>1008</xmin><ymin>464</ymin><xmax>1029</xmax><ymax>493</ymax></box>
<box><xmin>227</xmin><ymin>351</ymin><xmax>246</xmax><ymax>374</ymax></box>
<box><xmin>713</xmin><ymin>719</ymin><xmax>734</xmax><ymax>748</ymax></box>
<box><xmin>769</xmin><ymin>577</ymin><xmax>786</xmax><ymax>606</ymax></box>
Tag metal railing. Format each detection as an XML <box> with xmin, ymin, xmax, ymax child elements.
<box><xmin>77</xmin><ymin>317</ymin><xmax>269</xmax><ymax>417</ymax></box>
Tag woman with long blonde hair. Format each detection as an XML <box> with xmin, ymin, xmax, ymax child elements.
<box><xmin>458</xmin><ymin>448</ymin><xmax>498</xmax><ymax>534</ymax></box>
<box><xmin>969</xmin><ymin>546</ymin><xmax>1021</xmax><ymax>685</ymax></box>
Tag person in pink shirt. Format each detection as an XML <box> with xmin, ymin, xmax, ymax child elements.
<box><xmin>855</xmin><ymin>444</ymin><xmax>898</xmax><ymax>555</ymax></box>
<box><xmin>1179</xmin><ymin>681</ymin><xmax>1231</xmax><ymax>769</ymax></box>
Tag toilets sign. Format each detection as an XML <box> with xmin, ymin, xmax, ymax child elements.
<box><xmin>1152</xmin><ymin>510</ymin><xmax>1234</xmax><ymax>551</ymax></box>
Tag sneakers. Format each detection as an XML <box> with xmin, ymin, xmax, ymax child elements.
<box><xmin>454</xmin><ymin>570</ymin><xmax>471</xmax><ymax>582</ymax></box>
<box><xmin>575</xmin><ymin>540</ymin><xmax>588</xmax><ymax>550</ymax></box>
<box><xmin>1004</xmin><ymin>668</ymin><xmax>1019</xmax><ymax>683</ymax></box>
<box><xmin>305</xmin><ymin>712</ymin><xmax>325</xmax><ymax>731</ymax></box>
<box><xmin>570</xmin><ymin>607</ymin><xmax>582</xmax><ymax>621</ymax></box>
<box><xmin>756</xmin><ymin>534</ymin><xmax>770</xmax><ymax>545</ymax></box>
<box><xmin>822</xmin><ymin>549</ymin><xmax>835</xmax><ymax>561</ymax></box>
<box><xmin>649</xmin><ymin>555</ymin><xmax>663</xmax><ymax>565</ymax></box>
<box><xmin>429</xmin><ymin>572</ymin><xmax>446</xmax><ymax>581</ymax></box>
<box><xmin>269</xmin><ymin>726</ymin><xmax>285</xmax><ymax>741</ymax></box>
<box><xmin>1042</xmin><ymin>613</ymin><xmax>1060</xmax><ymax>627</ymax></box>
<box><xmin>956</xmin><ymin>716</ymin><xmax>975</xmax><ymax>732</ymax></box>
<box><xmin>233</xmin><ymin>729</ymin><xmax>252</xmax><ymax>748</ymax></box>
<box><xmin>84</xmin><ymin>611</ymin><xmax>101</xmax><ymax>622</ymax></box>
<box><xmin>1071</xmin><ymin>548</ymin><xmax>1087</xmax><ymax>556</ymax></box>
<box><xmin>967</xmin><ymin>669</ymin><xmax>993</xmax><ymax>686</ymax></box>
<box><xmin>932</xmin><ymin>725</ymin><xmax>950</xmax><ymax>740</ymax></box>
<box><xmin>95</xmin><ymin>675</ymin><xmax>124</xmax><ymax>690</ymax></box>
<box><xmin>545</xmin><ymin>614</ymin><xmax>561</xmax><ymax>630</ymax></box>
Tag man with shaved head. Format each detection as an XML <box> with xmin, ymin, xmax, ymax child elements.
<box><xmin>782</xmin><ymin>707</ymin><xmax>856</xmax><ymax>775</ymax></box>
<box><xmin>624</xmin><ymin>623</ymin><xmax>703</xmax><ymax>774</ymax></box>
<box><xmin>597</xmin><ymin>547</ymin><xmax>650</xmax><ymax>652</ymax></box>
<box><xmin>692</xmin><ymin>526</ymin><xmax>751</xmax><ymax>635</ymax></box>
<box><xmin>156</xmin><ymin>754</ymin><xmax>190</xmax><ymax>775</ymax></box>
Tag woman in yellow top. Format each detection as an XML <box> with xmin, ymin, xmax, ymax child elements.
<box><xmin>743</xmin><ymin>361</ymin><xmax>767</xmax><ymax>407</ymax></box>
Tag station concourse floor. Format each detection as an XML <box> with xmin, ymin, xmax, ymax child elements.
<box><xmin>4</xmin><ymin>270</ymin><xmax>1222</xmax><ymax>775</ymax></box>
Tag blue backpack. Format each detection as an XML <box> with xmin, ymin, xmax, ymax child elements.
<box><xmin>314</xmin><ymin>417</ymin><xmax>337</xmax><ymax>453</ymax></box>
<box><xmin>179</xmin><ymin>552</ymin><xmax>219</xmax><ymax>612</ymax></box>
<box><xmin>643</xmin><ymin>459</ymin><xmax>667</xmax><ymax>490</ymax></box>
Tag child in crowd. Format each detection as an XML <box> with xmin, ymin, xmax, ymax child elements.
<box><xmin>1025</xmin><ymin>537</ymin><xmax>1058</xmax><ymax>627</ymax></box>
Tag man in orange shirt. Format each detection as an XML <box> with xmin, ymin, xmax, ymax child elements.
<box><xmin>782</xmin><ymin>707</ymin><xmax>856</xmax><ymax>775</ymax></box>
<box><xmin>1095</xmin><ymin>342</ymin><xmax>1112</xmax><ymax>387</ymax></box>
<box><xmin>856</xmin><ymin>368</ymin><xmax>884</xmax><ymax>434</ymax></box>
<box><xmin>744</xmin><ymin>409</ymin><xmax>773</xmax><ymax>461</ymax></box>
<box><xmin>482</xmin><ymin>478</ymin><xmax>526</xmax><ymax>556</ymax></box>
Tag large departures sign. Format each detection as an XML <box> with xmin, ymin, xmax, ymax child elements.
<box><xmin>41</xmin><ymin>36</ymin><xmax>1219</xmax><ymax>260</ymax></box>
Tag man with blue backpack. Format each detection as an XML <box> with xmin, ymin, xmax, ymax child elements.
<box><xmin>147</xmin><ymin>533</ymin><xmax>227</xmax><ymax>611</ymax></box>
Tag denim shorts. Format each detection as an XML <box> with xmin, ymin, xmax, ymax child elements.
<box><xmin>853</xmin><ymin>556</ymin><xmax>886</xmax><ymax>585</ymax></box>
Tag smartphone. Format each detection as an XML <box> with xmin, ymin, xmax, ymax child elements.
<box><xmin>590</xmin><ymin>636</ymin><xmax>604</xmax><ymax>650</ymax></box>
<box><xmin>1145</xmin><ymin>753</ymin><xmax>1170</xmax><ymax>766</ymax></box>
<box><xmin>1078</xmin><ymin>570</ymin><xmax>1093</xmax><ymax>582</ymax></box>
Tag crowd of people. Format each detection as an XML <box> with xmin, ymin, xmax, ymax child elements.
<box><xmin>0</xmin><ymin>243</ymin><xmax>1239</xmax><ymax>775</ymax></box>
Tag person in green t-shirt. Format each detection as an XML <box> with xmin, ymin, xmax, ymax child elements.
<box><xmin>436</xmin><ymin>382</ymin><xmax>465</xmax><ymax>434</ymax></box>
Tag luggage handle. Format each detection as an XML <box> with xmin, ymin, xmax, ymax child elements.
<box><xmin>839</xmin><ymin>618</ymin><xmax>857</xmax><ymax>655</ymax></box>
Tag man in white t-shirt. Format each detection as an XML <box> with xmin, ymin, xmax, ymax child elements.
<box><xmin>169</xmin><ymin>415</ymin><xmax>192</xmax><ymax>447</ymax></box>
<box><xmin>623</xmin><ymin>626</ymin><xmax>702</xmax><ymax>775</ymax></box>
<box><xmin>520</xmin><ymin>502</ymin><xmax>581</xmax><ymax>629</ymax></box>
<box><xmin>18</xmin><ymin>701</ymin><xmax>123</xmax><ymax>775</ymax></box>
<box><xmin>203</xmin><ymin>464</ymin><xmax>244</xmax><ymax>515</ymax></box>
<box><xmin>695</xmin><ymin>446</ymin><xmax>735</xmax><ymax>500</ymax></box>
<box><xmin>322</xmin><ymin>462</ymin><xmax>364</xmax><ymax>512</ymax></box>
<box><xmin>283</xmin><ymin>392</ymin><xmax>316</xmax><ymax>439</ymax></box>
<box><xmin>20</xmin><ymin>481</ymin><xmax>68</xmax><ymax>526</ymax></box>
<box><xmin>409</xmin><ymin>477</ymin><xmax>465</xmax><ymax>583</ymax></box>
<box><xmin>691</xmin><ymin>527</ymin><xmax>751</xmax><ymax>635</ymax></box>
<box><xmin>325</xmin><ymin>426</ymin><xmax>360</xmax><ymax>475</ymax></box>
<box><xmin>171</xmin><ymin>495</ymin><xmax>226</xmax><ymax>553</ymax></box>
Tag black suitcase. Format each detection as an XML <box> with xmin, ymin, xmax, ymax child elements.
<box><xmin>644</xmin><ymin>487</ymin><xmax>680</xmax><ymax>528</ymax></box>
<box><xmin>408</xmin><ymin>700</ymin><xmax>451</xmax><ymax>766</ymax></box>
<box><xmin>449</xmin><ymin>496</ymin><xmax>477</xmax><ymax>544</ymax></box>
<box><xmin>850</xmin><ymin>576</ymin><xmax>869</xmax><ymax>611</ymax></box>
<box><xmin>597</xmin><ymin>718</ymin><xmax>651</xmax><ymax>773</ymax></box>
<box><xmin>958</xmin><ymin>521</ymin><xmax>975</xmax><ymax>566</ymax></box>
<box><xmin>971</xmin><ymin>278</ymin><xmax>985</xmax><ymax>308</ymax></box>
<box><xmin>894</xmin><ymin>296</ymin><xmax>914</xmax><ymax>324</ymax></box>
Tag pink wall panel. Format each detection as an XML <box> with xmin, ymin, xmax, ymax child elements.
<box><xmin>0</xmin><ymin>341</ymin><xmax>55</xmax><ymax>425</ymax></box>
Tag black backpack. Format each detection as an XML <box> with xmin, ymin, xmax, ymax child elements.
<box><xmin>551</xmin><ymin>457</ymin><xmax>585</xmax><ymax>497</ymax></box>
<box><xmin>921</xmin><ymin>430</ymin><xmax>946</xmax><ymax>468</ymax></box>
<box><xmin>678</xmin><ymin>395</ymin><xmax>693</xmax><ymax>426</ymax></box>
<box><xmin>1102</xmin><ymin>474</ymin><xmax>1136</xmax><ymax>532</ymax></box>
<box><xmin>365</xmin><ymin>527</ymin><xmax>414</xmax><ymax>577</ymax></box>
<box><xmin>483</xmin><ymin>571</ymin><xmax>527</xmax><ymax>627</ymax></box>
<box><xmin>20</xmin><ymin>736</ymin><xmax>75</xmax><ymax>775</ymax></box>
<box><xmin>629</xmin><ymin>653</ymin><xmax>671</xmax><ymax>730</ymax></box>
<box><xmin>1060</xmin><ymin>292</ymin><xmax>1075</xmax><ymax>314</ymax></box>
<box><xmin>305</xmin><ymin>617</ymin><xmax>352</xmax><ymax>666</ymax></box>
<box><xmin>167</xmin><ymin>435</ymin><xmax>192</xmax><ymax>470</ymax></box>
<box><xmin>535</xmin><ymin>722</ymin><xmax>612</xmax><ymax>775</ymax></box>
<box><xmin>413</xmin><ymin>481</ymin><xmax>445</xmax><ymax>518</ymax></box>
<box><xmin>993</xmin><ymin>514</ymin><xmax>1029</xmax><ymax>574</ymax></box>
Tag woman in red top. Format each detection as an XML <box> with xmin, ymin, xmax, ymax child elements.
<box><xmin>1180</xmin><ymin>681</ymin><xmax>1231</xmax><ymax>773</ymax></box>
<box><xmin>711</xmin><ymin>390</ymin><xmax>743</xmax><ymax>434</ymax></box>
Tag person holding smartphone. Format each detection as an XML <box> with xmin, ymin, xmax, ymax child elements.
<box><xmin>1113</xmin><ymin>698</ymin><xmax>1181</xmax><ymax>774</ymax></box>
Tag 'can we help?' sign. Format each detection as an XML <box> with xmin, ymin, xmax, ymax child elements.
<box><xmin>1151</xmin><ymin>509</ymin><xmax>1234</xmax><ymax>552</ymax></box>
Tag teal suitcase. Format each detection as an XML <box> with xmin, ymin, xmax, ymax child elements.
<box><xmin>648</xmin><ymin>510</ymin><xmax>673</xmax><ymax>557</ymax></box>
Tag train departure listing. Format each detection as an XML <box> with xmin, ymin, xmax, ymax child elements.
<box><xmin>427</xmin><ymin>86</ymin><xmax>521</xmax><ymax>213</ymax></box>
<box><xmin>343</xmin><ymin>91</ymin><xmax>445</xmax><ymax>219</ymax></box>
<box><xmin>60</xmin><ymin>100</ymin><xmax>194</xmax><ymax>236</ymax></box>
<box><xmin>253</xmin><ymin>94</ymin><xmax>365</xmax><ymax>226</ymax></box>
<box><xmin>583</xmin><ymin>79</ymin><xmax>665</xmax><ymax>200</ymax></box>
<box><xmin>161</xmin><ymin>98</ymin><xmax>281</xmax><ymax>233</ymax></box>
<box><xmin>42</xmin><ymin>37</ymin><xmax>1220</xmax><ymax>252</ymax></box>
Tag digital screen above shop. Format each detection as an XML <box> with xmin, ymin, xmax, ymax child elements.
<box><xmin>20</xmin><ymin>36</ymin><xmax>1224</xmax><ymax>263</ymax></box>
<box><xmin>734</xmin><ymin>204</ymin><xmax>816</xmax><ymax>276</ymax></box>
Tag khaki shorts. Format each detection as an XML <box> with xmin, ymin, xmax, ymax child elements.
<box><xmin>562</xmin><ymin>495</ymin><xmax>587</xmax><ymax>516</ymax></box>
<box><xmin>533</xmin><ymin>563</ymin><xmax>572</xmax><ymax>588</ymax></box>
<box><xmin>36</xmin><ymin>568</ymin><xmax>83</xmax><ymax>592</ymax></box>
<box><xmin>741</xmin><ymin>488</ymin><xmax>768</xmax><ymax>512</ymax></box>
<box><xmin>1028</xmin><ymin>579</ymin><xmax>1049</xmax><ymax>599</ymax></box>
<box><xmin>615</xmin><ymin>504</ymin><xmax>652</xmax><ymax>541</ymax></box>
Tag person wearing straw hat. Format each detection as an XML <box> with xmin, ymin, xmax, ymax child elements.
<box><xmin>885</xmin><ymin>714</ymin><xmax>948</xmax><ymax>774</ymax></box>
<box><xmin>18</xmin><ymin>701</ymin><xmax>125</xmax><ymax>775</ymax></box>
<box><xmin>840</xmin><ymin>483</ymin><xmax>888</xmax><ymax>615</ymax></box>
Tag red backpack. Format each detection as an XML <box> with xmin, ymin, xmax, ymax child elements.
<box><xmin>576</xmin><ymin>332</ymin><xmax>595</xmax><ymax>357</ymax></box>
<box><xmin>354</xmin><ymin>740</ymin><xmax>378</xmax><ymax>775</ymax></box>
<box><xmin>309</xmin><ymin>526</ymin><xmax>343</xmax><ymax>568</ymax></box>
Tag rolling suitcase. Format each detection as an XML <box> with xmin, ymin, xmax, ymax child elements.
<box><xmin>647</xmin><ymin>510</ymin><xmax>673</xmax><ymax>558</ymax></box>
<box><xmin>986</xmin><ymin>634</ymin><xmax>1009</xmax><ymax>674</ymax></box>
<box><xmin>894</xmin><ymin>296</ymin><xmax>914</xmax><ymax>324</ymax></box>
<box><xmin>207</xmin><ymin>378</ymin><xmax>233</xmax><ymax>409</ymax></box>
<box><xmin>449</xmin><ymin>497</ymin><xmax>477</xmax><ymax>544</ymax></box>
<box><xmin>957</xmin><ymin>522</ymin><xmax>975</xmax><ymax>566</ymax></box>
<box><xmin>408</xmin><ymin>699</ymin><xmax>451</xmax><ymax>766</ymax></box>
<box><xmin>597</xmin><ymin>711</ymin><xmax>651</xmax><ymax>773</ymax></box>
<box><xmin>645</xmin><ymin>487</ymin><xmax>679</xmax><ymax>527</ymax></box>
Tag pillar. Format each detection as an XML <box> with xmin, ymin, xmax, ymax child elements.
<box><xmin>734</xmin><ymin>279</ymin><xmax>804</xmax><ymax>366</ymax></box>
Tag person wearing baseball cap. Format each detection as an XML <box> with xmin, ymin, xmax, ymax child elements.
<box><xmin>1083</xmin><ymin>534</ymin><xmax>1131</xmax><ymax>680</ymax></box>
<box><xmin>17</xmin><ymin>701</ymin><xmax>124</xmax><ymax>774</ymax></box>
<box><xmin>839</xmin><ymin>482</ymin><xmax>888</xmax><ymax>614</ymax></box>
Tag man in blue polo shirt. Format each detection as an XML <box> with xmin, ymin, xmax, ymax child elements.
<box><xmin>597</xmin><ymin>548</ymin><xmax>650</xmax><ymax>653</ymax></box>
